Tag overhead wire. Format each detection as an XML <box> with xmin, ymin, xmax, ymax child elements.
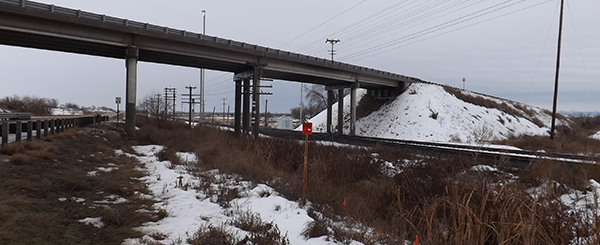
<box><xmin>337</xmin><ymin>0</ymin><xmax>474</xmax><ymax>53</ymax></box>
<box><xmin>339</xmin><ymin>0</ymin><xmax>537</xmax><ymax>61</ymax></box>
<box><xmin>566</xmin><ymin>1</ymin><xmax>598</xmax><ymax>111</ymax></box>
<box><xmin>522</xmin><ymin>0</ymin><xmax>561</xmax><ymax>105</ymax></box>
<box><xmin>277</xmin><ymin>0</ymin><xmax>368</xmax><ymax>49</ymax></box>
<box><xmin>296</xmin><ymin>0</ymin><xmax>415</xmax><ymax>55</ymax></box>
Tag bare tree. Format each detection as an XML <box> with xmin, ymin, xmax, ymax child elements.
<box><xmin>137</xmin><ymin>93</ymin><xmax>169</xmax><ymax>126</ymax></box>
<box><xmin>0</xmin><ymin>95</ymin><xmax>58</xmax><ymax>115</ymax></box>
<box><xmin>297</xmin><ymin>84</ymin><xmax>349</xmax><ymax>119</ymax></box>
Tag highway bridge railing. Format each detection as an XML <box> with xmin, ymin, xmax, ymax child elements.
<box><xmin>0</xmin><ymin>113</ymin><xmax>31</xmax><ymax>121</ymax></box>
<box><xmin>0</xmin><ymin>115</ymin><xmax>108</xmax><ymax>147</ymax></box>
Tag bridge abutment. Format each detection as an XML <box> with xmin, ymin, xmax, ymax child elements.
<box><xmin>125</xmin><ymin>47</ymin><xmax>138</xmax><ymax>136</ymax></box>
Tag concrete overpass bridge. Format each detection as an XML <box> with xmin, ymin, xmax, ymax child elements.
<box><xmin>0</xmin><ymin>0</ymin><xmax>423</xmax><ymax>136</ymax></box>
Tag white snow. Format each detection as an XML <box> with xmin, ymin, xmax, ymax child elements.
<box><xmin>590</xmin><ymin>131</ymin><xmax>600</xmax><ymax>140</ymax></box>
<box><xmin>305</xmin><ymin>83</ymin><xmax>565</xmax><ymax>144</ymax></box>
<box><xmin>120</xmin><ymin>145</ymin><xmax>362</xmax><ymax>245</ymax></box>
<box><xmin>79</xmin><ymin>217</ymin><xmax>105</xmax><ymax>228</ymax></box>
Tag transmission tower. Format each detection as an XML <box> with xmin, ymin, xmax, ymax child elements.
<box><xmin>326</xmin><ymin>39</ymin><xmax>340</xmax><ymax>62</ymax></box>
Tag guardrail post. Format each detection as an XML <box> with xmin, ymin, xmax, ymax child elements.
<box><xmin>1</xmin><ymin>122</ymin><xmax>7</xmax><ymax>148</ymax></box>
<box><xmin>44</xmin><ymin>120</ymin><xmax>49</xmax><ymax>137</ymax></box>
<box><xmin>58</xmin><ymin>119</ymin><xmax>63</xmax><ymax>133</ymax></box>
<box><xmin>50</xmin><ymin>120</ymin><xmax>55</xmax><ymax>135</ymax></box>
<box><xmin>15</xmin><ymin>121</ymin><xmax>22</xmax><ymax>142</ymax></box>
<box><xmin>36</xmin><ymin>120</ymin><xmax>41</xmax><ymax>139</ymax></box>
<box><xmin>27</xmin><ymin>121</ymin><xmax>32</xmax><ymax>141</ymax></box>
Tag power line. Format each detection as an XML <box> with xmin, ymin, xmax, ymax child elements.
<box><xmin>340</xmin><ymin>0</ymin><xmax>548</xmax><ymax>61</ymax></box>
<box><xmin>277</xmin><ymin>0</ymin><xmax>367</xmax><ymax>49</ymax></box>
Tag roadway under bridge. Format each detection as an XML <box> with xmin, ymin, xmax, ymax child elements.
<box><xmin>0</xmin><ymin>0</ymin><xmax>423</xmax><ymax>136</ymax></box>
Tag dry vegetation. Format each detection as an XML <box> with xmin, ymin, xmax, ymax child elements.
<box><xmin>496</xmin><ymin>114</ymin><xmax>600</xmax><ymax>155</ymax></box>
<box><xmin>135</xmin><ymin>117</ymin><xmax>600</xmax><ymax>244</ymax></box>
<box><xmin>0</xmin><ymin>124</ymin><xmax>161</xmax><ymax>245</ymax></box>
<box><xmin>443</xmin><ymin>86</ymin><xmax>568</xmax><ymax>128</ymax></box>
<box><xmin>3</xmin><ymin>113</ymin><xmax>600</xmax><ymax>244</ymax></box>
<box><xmin>0</xmin><ymin>95</ymin><xmax>58</xmax><ymax>115</ymax></box>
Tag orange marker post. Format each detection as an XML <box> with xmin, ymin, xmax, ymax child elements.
<box><xmin>302</xmin><ymin>122</ymin><xmax>312</xmax><ymax>204</ymax></box>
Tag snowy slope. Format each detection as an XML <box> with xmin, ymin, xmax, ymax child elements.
<box><xmin>306</xmin><ymin>83</ymin><xmax>566</xmax><ymax>144</ymax></box>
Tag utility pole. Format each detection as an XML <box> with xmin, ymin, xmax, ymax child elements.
<box><xmin>164</xmin><ymin>87</ymin><xmax>177</xmax><ymax>120</ymax></box>
<box><xmin>199</xmin><ymin>10</ymin><xmax>206</xmax><ymax>123</ymax></box>
<box><xmin>326</xmin><ymin>39</ymin><xmax>340</xmax><ymax>62</ymax></box>
<box><xmin>264</xmin><ymin>99</ymin><xmax>268</xmax><ymax>128</ymax></box>
<box><xmin>221</xmin><ymin>98</ymin><xmax>228</xmax><ymax>123</ymax></box>
<box><xmin>550</xmin><ymin>0</ymin><xmax>565</xmax><ymax>140</ymax></box>
<box><xmin>462</xmin><ymin>78</ymin><xmax>466</xmax><ymax>90</ymax></box>
<box><xmin>183</xmin><ymin>86</ymin><xmax>198</xmax><ymax>128</ymax></box>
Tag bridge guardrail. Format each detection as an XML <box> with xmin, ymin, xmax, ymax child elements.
<box><xmin>0</xmin><ymin>113</ymin><xmax>31</xmax><ymax>121</ymax></box>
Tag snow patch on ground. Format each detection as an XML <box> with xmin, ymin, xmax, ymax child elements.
<box><xmin>590</xmin><ymin>131</ymin><xmax>600</xmax><ymax>140</ymax></box>
<box><xmin>121</xmin><ymin>145</ymin><xmax>364</xmax><ymax>245</ymax></box>
<box><xmin>79</xmin><ymin>217</ymin><xmax>105</xmax><ymax>228</ymax></box>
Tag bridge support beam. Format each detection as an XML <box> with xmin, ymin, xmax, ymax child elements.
<box><xmin>350</xmin><ymin>84</ymin><xmax>358</xmax><ymax>136</ymax></box>
<box><xmin>234</xmin><ymin>79</ymin><xmax>242</xmax><ymax>136</ymax></box>
<box><xmin>326</xmin><ymin>90</ymin><xmax>334</xmax><ymax>133</ymax></box>
<box><xmin>125</xmin><ymin>47</ymin><xmax>138</xmax><ymax>136</ymax></box>
<box><xmin>337</xmin><ymin>89</ymin><xmax>344</xmax><ymax>134</ymax></box>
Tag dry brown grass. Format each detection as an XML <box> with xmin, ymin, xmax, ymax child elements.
<box><xmin>443</xmin><ymin>86</ymin><xmax>552</xmax><ymax>127</ymax></box>
<box><xmin>130</xmin><ymin>116</ymin><xmax>600</xmax><ymax>244</ymax></box>
<box><xmin>0</xmin><ymin>123</ymin><xmax>157</xmax><ymax>245</ymax></box>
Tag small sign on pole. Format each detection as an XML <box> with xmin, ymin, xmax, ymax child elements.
<box><xmin>116</xmin><ymin>97</ymin><xmax>121</xmax><ymax>124</ymax></box>
<box><xmin>302</xmin><ymin>122</ymin><xmax>312</xmax><ymax>135</ymax></box>
<box><xmin>302</xmin><ymin>122</ymin><xmax>312</xmax><ymax>204</ymax></box>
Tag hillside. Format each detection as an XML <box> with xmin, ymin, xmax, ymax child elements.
<box><xmin>307</xmin><ymin>83</ymin><xmax>568</xmax><ymax>143</ymax></box>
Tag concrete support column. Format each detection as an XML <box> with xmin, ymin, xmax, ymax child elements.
<box><xmin>337</xmin><ymin>89</ymin><xmax>344</xmax><ymax>134</ymax></box>
<box><xmin>252</xmin><ymin>68</ymin><xmax>261</xmax><ymax>139</ymax></box>
<box><xmin>350</xmin><ymin>84</ymin><xmax>358</xmax><ymax>136</ymax></box>
<box><xmin>234</xmin><ymin>80</ymin><xmax>242</xmax><ymax>136</ymax></box>
<box><xmin>16</xmin><ymin>121</ymin><xmax>22</xmax><ymax>142</ymax></box>
<box><xmin>125</xmin><ymin>47</ymin><xmax>139</xmax><ymax>136</ymax></box>
<box><xmin>326</xmin><ymin>90</ymin><xmax>334</xmax><ymax>133</ymax></box>
<box><xmin>242</xmin><ymin>78</ymin><xmax>250</xmax><ymax>134</ymax></box>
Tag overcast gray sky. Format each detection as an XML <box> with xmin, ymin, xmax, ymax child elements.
<box><xmin>1</xmin><ymin>0</ymin><xmax>598</xmax><ymax>113</ymax></box>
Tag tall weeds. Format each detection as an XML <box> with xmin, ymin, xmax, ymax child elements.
<box><xmin>134</xmin><ymin>119</ymin><xmax>600</xmax><ymax>244</ymax></box>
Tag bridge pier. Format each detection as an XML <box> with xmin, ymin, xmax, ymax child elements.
<box><xmin>125</xmin><ymin>47</ymin><xmax>138</xmax><ymax>136</ymax></box>
<box><xmin>350</xmin><ymin>84</ymin><xmax>358</xmax><ymax>136</ymax></box>
<box><xmin>337</xmin><ymin>88</ymin><xmax>344</xmax><ymax>134</ymax></box>
<box><xmin>234</xmin><ymin>79</ymin><xmax>242</xmax><ymax>136</ymax></box>
<box><xmin>243</xmin><ymin>78</ymin><xmax>250</xmax><ymax>134</ymax></box>
<box><xmin>326</xmin><ymin>90</ymin><xmax>333</xmax><ymax>133</ymax></box>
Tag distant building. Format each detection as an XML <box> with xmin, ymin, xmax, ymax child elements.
<box><xmin>276</xmin><ymin>116</ymin><xmax>293</xmax><ymax>130</ymax></box>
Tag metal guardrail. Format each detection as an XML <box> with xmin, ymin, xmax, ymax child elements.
<box><xmin>0</xmin><ymin>0</ymin><xmax>424</xmax><ymax>83</ymax></box>
<box><xmin>0</xmin><ymin>113</ymin><xmax>31</xmax><ymax>120</ymax></box>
